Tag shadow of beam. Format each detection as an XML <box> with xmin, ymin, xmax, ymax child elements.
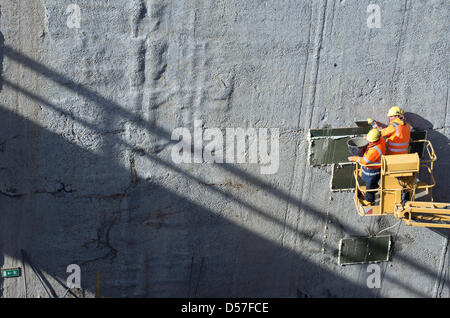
<box><xmin>0</xmin><ymin>105</ymin><xmax>384</xmax><ymax>297</ymax></box>
<box><xmin>2</xmin><ymin>45</ymin><xmax>360</xmax><ymax>240</ymax></box>
<box><xmin>1</xmin><ymin>45</ymin><xmax>447</xmax><ymax>297</ymax></box>
<box><xmin>1</xmin><ymin>78</ymin><xmax>343</xmax><ymax>253</ymax></box>
<box><xmin>2</xmin><ymin>45</ymin><xmax>334</xmax><ymax>222</ymax></box>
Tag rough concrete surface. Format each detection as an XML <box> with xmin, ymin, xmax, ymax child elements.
<box><xmin>0</xmin><ymin>0</ymin><xmax>449</xmax><ymax>297</ymax></box>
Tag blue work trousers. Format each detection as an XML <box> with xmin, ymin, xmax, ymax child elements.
<box><xmin>361</xmin><ymin>168</ymin><xmax>381</xmax><ymax>203</ymax></box>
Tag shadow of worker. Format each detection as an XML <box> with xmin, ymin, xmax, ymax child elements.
<box><xmin>405</xmin><ymin>112</ymin><xmax>450</xmax><ymax>237</ymax></box>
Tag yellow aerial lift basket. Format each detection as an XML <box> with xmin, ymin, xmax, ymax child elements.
<box><xmin>353</xmin><ymin>140</ymin><xmax>450</xmax><ymax>228</ymax></box>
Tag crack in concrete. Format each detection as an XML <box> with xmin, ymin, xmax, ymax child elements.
<box><xmin>0</xmin><ymin>189</ymin><xmax>24</xmax><ymax>198</ymax></box>
<box><xmin>0</xmin><ymin>135</ymin><xmax>22</xmax><ymax>153</ymax></box>
<box><xmin>199</xmin><ymin>181</ymin><xmax>244</xmax><ymax>189</ymax></box>
<box><xmin>389</xmin><ymin>0</ymin><xmax>410</xmax><ymax>103</ymax></box>
<box><xmin>79</xmin><ymin>215</ymin><xmax>119</xmax><ymax>266</ymax></box>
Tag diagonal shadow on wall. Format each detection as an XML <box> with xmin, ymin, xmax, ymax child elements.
<box><xmin>0</xmin><ymin>46</ymin><xmax>445</xmax><ymax>297</ymax></box>
<box><xmin>0</xmin><ymin>105</ymin><xmax>385</xmax><ymax>298</ymax></box>
<box><xmin>5</xmin><ymin>45</ymin><xmax>450</xmax><ymax>240</ymax></box>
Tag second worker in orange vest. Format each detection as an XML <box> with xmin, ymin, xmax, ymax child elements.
<box><xmin>348</xmin><ymin>129</ymin><xmax>386</xmax><ymax>204</ymax></box>
<box><xmin>367</xmin><ymin>106</ymin><xmax>411</xmax><ymax>155</ymax></box>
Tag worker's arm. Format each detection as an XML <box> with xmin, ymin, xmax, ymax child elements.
<box><xmin>348</xmin><ymin>149</ymin><xmax>377</xmax><ymax>166</ymax></box>
<box><xmin>367</xmin><ymin>118</ymin><xmax>387</xmax><ymax>130</ymax></box>
<box><xmin>348</xmin><ymin>156</ymin><xmax>360</xmax><ymax>162</ymax></box>
<box><xmin>348</xmin><ymin>155</ymin><xmax>368</xmax><ymax>165</ymax></box>
<box><xmin>380</xmin><ymin>124</ymin><xmax>396</xmax><ymax>138</ymax></box>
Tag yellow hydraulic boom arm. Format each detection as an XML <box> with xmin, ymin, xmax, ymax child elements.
<box><xmin>394</xmin><ymin>201</ymin><xmax>450</xmax><ymax>228</ymax></box>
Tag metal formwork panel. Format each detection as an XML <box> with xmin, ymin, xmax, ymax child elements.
<box><xmin>338</xmin><ymin>235</ymin><xmax>391</xmax><ymax>265</ymax></box>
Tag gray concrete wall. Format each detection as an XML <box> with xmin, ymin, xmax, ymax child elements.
<box><xmin>0</xmin><ymin>0</ymin><xmax>448</xmax><ymax>297</ymax></box>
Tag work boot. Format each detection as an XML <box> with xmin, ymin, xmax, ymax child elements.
<box><xmin>364</xmin><ymin>192</ymin><xmax>375</xmax><ymax>203</ymax></box>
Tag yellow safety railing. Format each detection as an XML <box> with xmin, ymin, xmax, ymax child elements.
<box><xmin>353</xmin><ymin>139</ymin><xmax>437</xmax><ymax>207</ymax></box>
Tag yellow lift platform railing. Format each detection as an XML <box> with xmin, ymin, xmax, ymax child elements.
<box><xmin>353</xmin><ymin>139</ymin><xmax>450</xmax><ymax>228</ymax></box>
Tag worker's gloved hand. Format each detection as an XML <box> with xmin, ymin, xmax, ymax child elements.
<box><xmin>367</xmin><ymin>118</ymin><xmax>379</xmax><ymax>129</ymax></box>
<box><xmin>348</xmin><ymin>156</ymin><xmax>359</xmax><ymax>162</ymax></box>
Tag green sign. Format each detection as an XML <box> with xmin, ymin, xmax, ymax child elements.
<box><xmin>1</xmin><ymin>268</ymin><xmax>21</xmax><ymax>278</ymax></box>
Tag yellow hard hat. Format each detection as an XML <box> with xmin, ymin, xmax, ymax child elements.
<box><xmin>387</xmin><ymin>106</ymin><xmax>404</xmax><ymax>117</ymax></box>
<box><xmin>366</xmin><ymin>128</ymin><xmax>381</xmax><ymax>142</ymax></box>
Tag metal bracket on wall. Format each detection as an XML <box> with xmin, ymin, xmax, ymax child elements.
<box><xmin>331</xmin><ymin>163</ymin><xmax>357</xmax><ymax>192</ymax></box>
<box><xmin>338</xmin><ymin>235</ymin><xmax>392</xmax><ymax>265</ymax></box>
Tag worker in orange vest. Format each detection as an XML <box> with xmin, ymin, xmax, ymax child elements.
<box><xmin>367</xmin><ymin>106</ymin><xmax>411</xmax><ymax>155</ymax></box>
<box><xmin>348</xmin><ymin>129</ymin><xmax>386</xmax><ymax>204</ymax></box>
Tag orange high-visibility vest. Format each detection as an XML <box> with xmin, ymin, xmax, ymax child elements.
<box><xmin>358</xmin><ymin>138</ymin><xmax>386</xmax><ymax>175</ymax></box>
<box><xmin>381</xmin><ymin>117</ymin><xmax>410</xmax><ymax>155</ymax></box>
